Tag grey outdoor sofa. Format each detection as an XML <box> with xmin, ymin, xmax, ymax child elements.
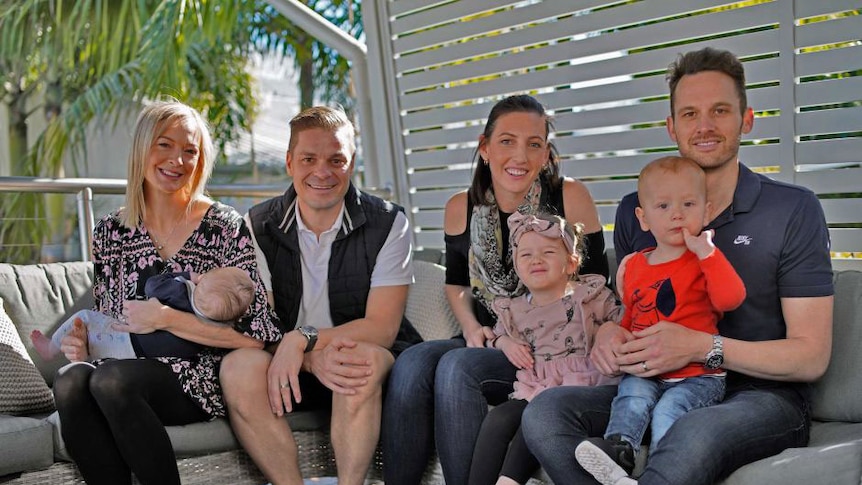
<box><xmin>1</xmin><ymin>258</ymin><xmax>860</xmax><ymax>484</ymax></box>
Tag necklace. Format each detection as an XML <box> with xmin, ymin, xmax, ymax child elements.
<box><xmin>150</xmin><ymin>213</ymin><xmax>187</xmax><ymax>252</ymax></box>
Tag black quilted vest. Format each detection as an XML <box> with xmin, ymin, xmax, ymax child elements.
<box><xmin>248</xmin><ymin>184</ymin><xmax>422</xmax><ymax>352</ymax></box>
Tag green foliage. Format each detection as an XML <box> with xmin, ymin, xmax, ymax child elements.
<box><xmin>0</xmin><ymin>0</ymin><xmax>363</xmax><ymax>263</ymax></box>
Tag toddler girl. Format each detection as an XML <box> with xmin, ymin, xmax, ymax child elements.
<box><xmin>468</xmin><ymin>211</ymin><xmax>622</xmax><ymax>485</ymax></box>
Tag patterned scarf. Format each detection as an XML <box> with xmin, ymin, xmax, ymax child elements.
<box><xmin>469</xmin><ymin>178</ymin><xmax>543</xmax><ymax>313</ymax></box>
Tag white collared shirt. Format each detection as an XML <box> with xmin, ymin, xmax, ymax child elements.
<box><xmin>245</xmin><ymin>203</ymin><xmax>413</xmax><ymax>330</ymax></box>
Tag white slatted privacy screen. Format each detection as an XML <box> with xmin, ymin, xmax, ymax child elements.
<box><xmin>369</xmin><ymin>0</ymin><xmax>861</xmax><ymax>258</ymax></box>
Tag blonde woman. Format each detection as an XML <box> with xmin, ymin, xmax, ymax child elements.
<box><xmin>53</xmin><ymin>100</ymin><xmax>281</xmax><ymax>485</ymax></box>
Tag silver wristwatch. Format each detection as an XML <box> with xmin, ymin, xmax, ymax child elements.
<box><xmin>703</xmin><ymin>334</ymin><xmax>724</xmax><ymax>370</ymax></box>
<box><xmin>297</xmin><ymin>325</ymin><xmax>318</xmax><ymax>353</ymax></box>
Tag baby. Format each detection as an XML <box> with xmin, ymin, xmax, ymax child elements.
<box><xmin>575</xmin><ymin>156</ymin><xmax>746</xmax><ymax>485</ymax></box>
<box><xmin>30</xmin><ymin>266</ymin><xmax>254</xmax><ymax>360</ymax></box>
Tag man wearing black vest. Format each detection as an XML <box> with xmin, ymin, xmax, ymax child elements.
<box><xmin>220</xmin><ymin>106</ymin><xmax>421</xmax><ymax>485</ymax></box>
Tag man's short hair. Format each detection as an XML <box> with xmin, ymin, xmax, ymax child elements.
<box><xmin>288</xmin><ymin>106</ymin><xmax>356</xmax><ymax>154</ymax></box>
<box><xmin>667</xmin><ymin>47</ymin><xmax>747</xmax><ymax>117</ymax></box>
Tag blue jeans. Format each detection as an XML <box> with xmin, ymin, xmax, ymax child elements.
<box><xmin>522</xmin><ymin>384</ymin><xmax>809</xmax><ymax>485</ymax></box>
<box><xmin>606</xmin><ymin>374</ymin><xmax>725</xmax><ymax>452</ymax></box>
<box><xmin>382</xmin><ymin>338</ymin><xmax>516</xmax><ymax>485</ymax></box>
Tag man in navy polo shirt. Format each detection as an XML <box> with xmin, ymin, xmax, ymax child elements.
<box><xmin>522</xmin><ymin>47</ymin><xmax>834</xmax><ymax>485</ymax></box>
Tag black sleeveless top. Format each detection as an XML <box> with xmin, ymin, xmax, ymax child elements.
<box><xmin>444</xmin><ymin>175</ymin><xmax>609</xmax><ymax>327</ymax></box>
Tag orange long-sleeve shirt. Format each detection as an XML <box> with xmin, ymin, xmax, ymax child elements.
<box><xmin>621</xmin><ymin>247</ymin><xmax>746</xmax><ymax>379</ymax></box>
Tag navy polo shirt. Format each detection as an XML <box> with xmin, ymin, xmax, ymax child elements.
<box><xmin>614</xmin><ymin>163</ymin><xmax>833</xmax><ymax>391</ymax></box>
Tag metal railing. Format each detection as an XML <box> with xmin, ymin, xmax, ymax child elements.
<box><xmin>0</xmin><ymin>177</ymin><xmax>287</xmax><ymax>262</ymax></box>
<box><xmin>1</xmin><ymin>177</ymin><xmax>393</xmax><ymax>262</ymax></box>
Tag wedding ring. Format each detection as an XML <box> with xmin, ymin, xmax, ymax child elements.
<box><xmin>280</xmin><ymin>382</ymin><xmax>289</xmax><ymax>389</ymax></box>
<box><xmin>641</xmin><ymin>361</ymin><xmax>649</xmax><ymax>372</ymax></box>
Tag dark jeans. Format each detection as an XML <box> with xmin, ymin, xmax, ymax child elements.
<box><xmin>382</xmin><ymin>338</ymin><xmax>516</xmax><ymax>485</ymax></box>
<box><xmin>522</xmin><ymin>384</ymin><xmax>809</xmax><ymax>485</ymax></box>
<box><xmin>53</xmin><ymin>360</ymin><xmax>209</xmax><ymax>485</ymax></box>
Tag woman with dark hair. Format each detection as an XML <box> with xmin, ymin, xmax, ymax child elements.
<box><xmin>383</xmin><ymin>94</ymin><xmax>609</xmax><ymax>485</ymax></box>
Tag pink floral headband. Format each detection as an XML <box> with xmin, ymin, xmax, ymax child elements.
<box><xmin>508</xmin><ymin>211</ymin><xmax>575</xmax><ymax>256</ymax></box>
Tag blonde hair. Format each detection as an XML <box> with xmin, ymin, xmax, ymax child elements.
<box><xmin>637</xmin><ymin>156</ymin><xmax>706</xmax><ymax>202</ymax></box>
<box><xmin>193</xmin><ymin>267</ymin><xmax>254</xmax><ymax>322</ymax></box>
<box><xmin>122</xmin><ymin>100</ymin><xmax>215</xmax><ymax>228</ymax></box>
<box><xmin>288</xmin><ymin>105</ymin><xmax>356</xmax><ymax>156</ymax></box>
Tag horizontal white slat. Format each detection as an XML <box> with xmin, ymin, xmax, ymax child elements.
<box><xmin>794</xmin><ymin>0</ymin><xmax>862</xmax><ymax>19</ymax></box>
<box><xmin>396</xmin><ymin>0</ymin><xmax>737</xmax><ymax>72</ymax></box>
<box><xmin>409</xmin><ymin>166</ymin><xmax>473</xmax><ymax>189</ymax></box>
<box><xmin>397</xmin><ymin>3</ymin><xmax>780</xmax><ymax>93</ymax></box>
<box><xmin>398</xmin><ymin>66</ymin><xmax>786</xmax><ymax>132</ymax></box>
<box><xmin>562</xmin><ymin>155</ymin><xmax>656</xmax><ymax>179</ymax></box>
<box><xmin>796</xmin><ymin>106</ymin><xmax>862</xmax><ymax>136</ymax></box>
<box><xmin>796</xmin><ymin>138</ymin><xmax>862</xmax><ymax>166</ymax></box>
<box><xmin>408</xmin><ymin>187</ymin><xmax>465</xmax><ymax>209</ymax></box>
<box><xmin>403</xmin><ymin>126</ymin><xmax>478</xmax><ymax>153</ymax></box>
<box><xmin>391</xmin><ymin>0</ymin><xmax>517</xmax><ymax>36</ymax></box>
<box><xmin>554</xmin><ymin>102</ymin><xmax>670</xmax><ymax>133</ymax></box>
<box><xmin>587</xmin><ymin>179</ymin><xmax>638</xmax><ymax>203</ymax></box>
<box><xmin>396</xmin><ymin>0</ymin><xmax>766</xmax><ymax>71</ymax></box>
<box><xmin>406</xmin><ymin>147</ymin><xmax>475</xmax><ymax>169</ymax></box>
<box><xmin>820</xmin><ymin>198</ymin><xmax>862</xmax><ymax>224</ymax></box>
<box><xmin>795</xmin><ymin>13</ymin><xmax>862</xmax><ymax>49</ymax></box>
<box><xmin>415</xmin><ymin>229</ymin><xmax>446</xmax><ymax>250</ymax></box>
<box><xmin>828</xmin><ymin>228</ymin><xmax>862</xmax><ymax>254</ymax></box>
<box><xmin>395</xmin><ymin>1</ymin><xmax>593</xmax><ymax>65</ymax></box>
<box><xmin>389</xmin><ymin>0</ymin><xmax>452</xmax><ymax>19</ymax></box>
<box><xmin>413</xmin><ymin>208</ymin><xmax>445</xmax><ymax>229</ymax></box>
<box><xmin>401</xmin><ymin>75</ymin><xmax>668</xmax><ymax>132</ymax></box>
<box><xmin>796</xmin><ymin>166</ymin><xmax>862</xmax><ymax>193</ymax></box>
<box><xmin>796</xmin><ymin>75</ymin><xmax>862</xmax><ymax>107</ymax></box>
<box><xmin>554</xmin><ymin>126</ymin><xmax>675</xmax><ymax>157</ymax></box>
<box><xmin>397</xmin><ymin>31</ymin><xmax>780</xmax><ymax>111</ymax></box>
<box><xmin>558</xmin><ymin>117</ymin><xmax>785</xmax><ymax>158</ymax></box>
<box><xmin>795</xmin><ymin>43</ymin><xmax>862</xmax><ymax>77</ymax></box>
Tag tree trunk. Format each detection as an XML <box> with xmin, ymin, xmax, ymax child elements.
<box><xmin>300</xmin><ymin>57</ymin><xmax>314</xmax><ymax>110</ymax></box>
<box><xmin>8</xmin><ymin>86</ymin><xmax>30</xmax><ymax>176</ymax></box>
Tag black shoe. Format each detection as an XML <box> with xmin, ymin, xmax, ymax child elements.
<box><xmin>575</xmin><ymin>435</ymin><xmax>636</xmax><ymax>485</ymax></box>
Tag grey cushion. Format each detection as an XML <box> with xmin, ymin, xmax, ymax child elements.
<box><xmin>0</xmin><ymin>262</ymin><xmax>94</xmax><ymax>386</ymax></box>
<box><xmin>811</xmin><ymin>270</ymin><xmax>862</xmax><ymax>422</ymax></box>
<box><xmin>0</xmin><ymin>414</ymin><xmax>54</xmax><ymax>475</ymax></box>
<box><xmin>721</xmin><ymin>436</ymin><xmax>862</xmax><ymax>485</ymax></box>
<box><xmin>51</xmin><ymin>409</ymin><xmax>332</xmax><ymax>461</ymax></box>
<box><xmin>406</xmin><ymin>261</ymin><xmax>460</xmax><ymax>341</ymax></box>
<box><xmin>0</xmin><ymin>299</ymin><xmax>55</xmax><ymax>415</ymax></box>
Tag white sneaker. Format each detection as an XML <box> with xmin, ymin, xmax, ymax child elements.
<box><xmin>576</xmin><ymin>440</ymin><xmax>638</xmax><ymax>485</ymax></box>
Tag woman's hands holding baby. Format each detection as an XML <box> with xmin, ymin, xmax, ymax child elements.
<box><xmin>114</xmin><ymin>298</ymin><xmax>168</xmax><ymax>334</ymax></box>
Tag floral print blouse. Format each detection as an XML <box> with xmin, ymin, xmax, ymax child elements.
<box><xmin>92</xmin><ymin>201</ymin><xmax>282</xmax><ymax>417</ymax></box>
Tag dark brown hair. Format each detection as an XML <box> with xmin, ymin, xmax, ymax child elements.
<box><xmin>667</xmin><ymin>47</ymin><xmax>747</xmax><ymax>117</ymax></box>
<box><xmin>468</xmin><ymin>95</ymin><xmax>561</xmax><ymax>206</ymax></box>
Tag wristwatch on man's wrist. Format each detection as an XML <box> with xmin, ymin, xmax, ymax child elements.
<box><xmin>296</xmin><ymin>325</ymin><xmax>318</xmax><ymax>353</ymax></box>
<box><xmin>703</xmin><ymin>334</ymin><xmax>724</xmax><ymax>370</ymax></box>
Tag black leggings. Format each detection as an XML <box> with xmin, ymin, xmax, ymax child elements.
<box><xmin>53</xmin><ymin>359</ymin><xmax>209</xmax><ymax>485</ymax></box>
<box><xmin>469</xmin><ymin>398</ymin><xmax>539</xmax><ymax>485</ymax></box>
